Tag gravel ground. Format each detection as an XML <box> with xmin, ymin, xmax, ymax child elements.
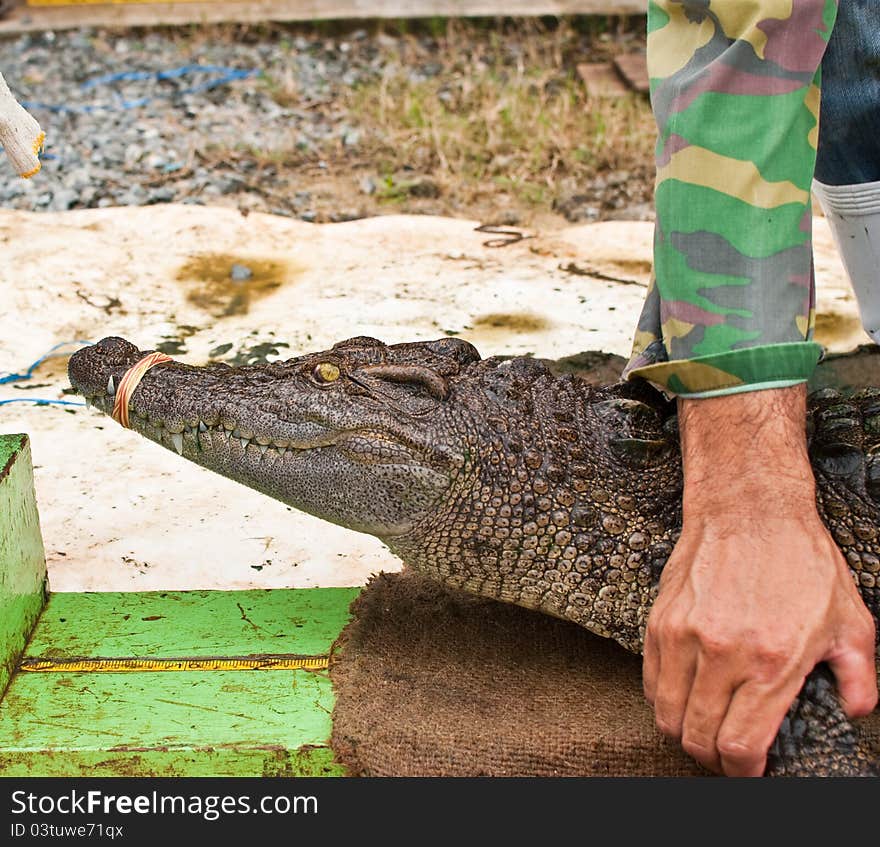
<box><xmin>0</xmin><ymin>24</ymin><xmax>653</xmax><ymax>223</ymax></box>
<box><xmin>1</xmin><ymin>28</ymin><xmax>372</xmax><ymax>217</ymax></box>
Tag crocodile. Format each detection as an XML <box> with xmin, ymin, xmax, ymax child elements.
<box><xmin>68</xmin><ymin>335</ymin><xmax>880</xmax><ymax>776</ymax></box>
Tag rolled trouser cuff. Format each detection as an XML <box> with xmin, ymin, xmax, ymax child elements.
<box><xmin>625</xmin><ymin>342</ymin><xmax>824</xmax><ymax>398</ymax></box>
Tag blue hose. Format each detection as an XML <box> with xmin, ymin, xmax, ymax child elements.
<box><xmin>0</xmin><ymin>340</ymin><xmax>93</xmax><ymax>409</ymax></box>
<box><xmin>21</xmin><ymin>64</ymin><xmax>260</xmax><ymax>114</ymax></box>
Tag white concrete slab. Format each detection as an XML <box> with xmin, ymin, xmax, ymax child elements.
<box><xmin>0</xmin><ymin>206</ymin><xmax>866</xmax><ymax>592</ymax></box>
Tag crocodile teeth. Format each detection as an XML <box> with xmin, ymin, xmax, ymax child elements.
<box><xmin>106</xmin><ymin>375</ymin><xmax>116</xmax><ymax>396</ymax></box>
<box><xmin>239</xmin><ymin>437</ymin><xmax>251</xmax><ymax>449</ymax></box>
<box><xmin>258</xmin><ymin>444</ymin><xmax>268</xmax><ymax>456</ymax></box>
<box><xmin>199</xmin><ymin>421</ymin><xmax>208</xmax><ymax>432</ymax></box>
<box><xmin>171</xmin><ymin>433</ymin><xmax>184</xmax><ymax>455</ymax></box>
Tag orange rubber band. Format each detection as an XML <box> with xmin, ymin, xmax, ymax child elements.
<box><xmin>111</xmin><ymin>351</ymin><xmax>173</xmax><ymax>428</ymax></box>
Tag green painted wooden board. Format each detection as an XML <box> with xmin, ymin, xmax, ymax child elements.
<box><xmin>0</xmin><ymin>670</ymin><xmax>342</xmax><ymax>776</ymax></box>
<box><xmin>27</xmin><ymin>587</ymin><xmax>360</xmax><ymax>659</ymax></box>
<box><xmin>0</xmin><ymin>434</ymin><xmax>48</xmax><ymax>698</ymax></box>
<box><xmin>0</xmin><ymin>587</ymin><xmax>360</xmax><ymax>776</ymax></box>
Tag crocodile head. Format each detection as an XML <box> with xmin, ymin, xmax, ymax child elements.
<box><xmin>68</xmin><ymin>335</ymin><xmax>482</xmax><ymax>539</ymax></box>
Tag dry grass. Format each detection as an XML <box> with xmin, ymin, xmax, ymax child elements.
<box><xmin>338</xmin><ymin>19</ymin><xmax>655</xmax><ymax>211</ymax></box>
<box><xmin>188</xmin><ymin>17</ymin><xmax>657</xmax><ymax>224</ymax></box>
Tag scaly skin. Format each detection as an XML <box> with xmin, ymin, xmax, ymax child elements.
<box><xmin>68</xmin><ymin>336</ymin><xmax>880</xmax><ymax>776</ymax></box>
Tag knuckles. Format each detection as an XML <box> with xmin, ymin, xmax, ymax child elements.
<box><xmin>650</xmin><ymin>613</ymin><xmax>797</xmax><ymax>677</ymax></box>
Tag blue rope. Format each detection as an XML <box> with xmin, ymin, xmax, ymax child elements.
<box><xmin>0</xmin><ymin>398</ymin><xmax>86</xmax><ymax>408</ymax></box>
<box><xmin>0</xmin><ymin>340</ymin><xmax>93</xmax><ymax>409</ymax></box>
<box><xmin>0</xmin><ymin>340</ymin><xmax>93</xmax><ymax>385</ymax></box>
<box><xmin>21</xmin><ymin>64</ymin><xmax>260</xmax><ymax>114</ymax></box>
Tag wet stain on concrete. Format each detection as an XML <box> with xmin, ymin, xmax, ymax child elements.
<box><xmin>814</xmin><ymin>312</ymin><xmax>869</xmax><ymax>348</ymax></box>
<box><xmin>471</xmin><ymin>312</ymin><xmax>550</xmax><ymax>333</ymax></box>
<box><xmin>815</xmin><ymin>312</ymin><xmax>862</xmax><ymax>344</ymax></box>
<box><xmin>176</xmin><ymin>254</ymin><xmax>295</xmax><ymax>317</ymax></box>
<box><xmin>226</xmin><ymin>341</ymin><xmax>291</xmax><ymax>367</ymax></box>
<box><xmin>155</xmin><ymin>339</ymin><xmax>188</xmax><ymax>356</ymax></box>
<box><xmin>154</xmin><ymin>326</ymin><xmax>199</xmax><ymax>357</ymax></box>
<box><xmin>608</xmin><ymin>258</ymin><xmax>652</xmax><ymax>276</ymax></box>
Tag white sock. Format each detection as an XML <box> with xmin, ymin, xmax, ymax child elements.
<box><xmin>813</xmin><ymin>178</ymin><xmax>880</xmax><ymax>344</ymax></box>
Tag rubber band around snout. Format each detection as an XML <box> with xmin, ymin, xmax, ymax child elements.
<box><xmin>111</xmin><ymin>351</ymin><xmax>173</xmax><ymax>428</ymax></box>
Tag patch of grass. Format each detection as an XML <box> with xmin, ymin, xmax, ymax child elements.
<box><xmin>345</xmin><ymin>55</ymin><xmax>653</xmax><ymax>210</ymax></box>
<box><xmin>265</xmin><ymin>18</ymin><xmax>654</xmax><ymax>217</ymax></box>
<box><xmin>185</xmin><ymin>17</ymin><xmax>654</xmax><ymax>224</ymax></box>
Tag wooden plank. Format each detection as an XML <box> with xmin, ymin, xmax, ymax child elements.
<box><xmin>0</xmin><ymin>744</ymin><xmax>342</xmax><ymax>777</ymax></box>
<box><xmin>0</xmin><ymin>669</ymin><xmax>345</xmax><ymax>776</ymax></box>
<box><xmin>613</xmin><ymin>51</ymin><xmax>649</xmax><ymax>93</ymax></box>
<box><xmin>576</xmin><ymin>61</ymin><xmax>629</xmax><ymax>97</ymax></box>
<box><xmin>0</xmin><ymin>586</ymin><xmax>358</xmax><ymax>775</ymax></box>
<box><xmin>0</xmin><ymin>434</ymin><xmax>48</xmax><ymax>699</ymax></box>
<box><xmin>1</xmin><ymin>0</ymin><xmax>647</xmax><ymax>33</ymax></box>
<box><xmin>25</xmin><ymin>587</ymin><xmax>360</xmax><ymax>660</ymax></box>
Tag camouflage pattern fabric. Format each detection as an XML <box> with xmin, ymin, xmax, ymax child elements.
<box><xmin>623</xmin><ymin>0</ymin><xmax>838</xmax><ymax>397</ymax></box>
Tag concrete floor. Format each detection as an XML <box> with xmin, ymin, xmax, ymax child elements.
<box><xmin>0</xmin><ymin>205</ymin><xmax>867</xmax><ymax>592</ymax></box>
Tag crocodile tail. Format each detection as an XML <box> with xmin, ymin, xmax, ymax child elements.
<box><xmin>767</xmin><ymin>665</ymin><xmax>877</xmax><ymax>777</ymax></box>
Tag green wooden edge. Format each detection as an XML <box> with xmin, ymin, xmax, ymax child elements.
<box><xmin>0</xmin><ymin>669</ymin><xmax>346</xmax><ymax>777</ymax></box>
<box><xmin>0</xmin><ymin>744</ymin><xmax>344</xmax><ymax>778</ymax></box>
<box><xmin>26</xmin><ymin>587</ymin><xmax>362</xmax><ymax>659</ymax></box>
<box><xmin>0</xmin><ymin>434</ymin><xmax>48</xmax><ymax>698</ymax></box>
<box><xmin>0</xmin><ymin>587</ymin><xmax>361</xmax><ymax>777</ymax></box>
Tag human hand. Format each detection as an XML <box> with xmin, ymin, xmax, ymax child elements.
<box><xmin>642</xmin><ymin>385</ymin><xmax>877</xmax><ymax>776</ymax></box>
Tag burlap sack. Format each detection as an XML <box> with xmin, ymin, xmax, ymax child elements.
<box><xmin>330</xmin><ymin>570</ymin><xmax>880</xmax><ymax>776</ymax></box>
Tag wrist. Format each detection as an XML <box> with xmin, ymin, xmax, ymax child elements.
<box><xmin>678</xmin><ymin>385</ymin><xmax>816</xmax><ymax>515</ymax></box>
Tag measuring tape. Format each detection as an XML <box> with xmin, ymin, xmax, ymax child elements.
<box><xmin>20</xmin><ymin>655</ymin><xmax>329</xmax><ymax>673</ymax></box>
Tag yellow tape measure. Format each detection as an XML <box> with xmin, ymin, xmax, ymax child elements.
<box><xmin>27</xmin><ymin>0</ymin><xmax>223</xmax><ymax>7</ymax></box>
<box><xmin>20</xmin><ymin>655</ymin><xmax>329</xmax><ymax>673</ymax></box>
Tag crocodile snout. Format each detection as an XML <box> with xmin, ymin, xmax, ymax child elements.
<box><xmin>68</xmin><ymin>336</ymin><xmax>145</xmax><ymax>401</ymax></box>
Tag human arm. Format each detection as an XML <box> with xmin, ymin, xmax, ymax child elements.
<box><xmin>641</xmin><ymin>384</ymin><xmax>877</xmax><ymax>776</ymax></box>
<box><xmin>621</xmin><ymin>0</ymin><xmax>878</xmax><ymax>775</ymax></box>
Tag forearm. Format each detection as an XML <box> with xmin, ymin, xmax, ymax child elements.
<box><xmin>624</xmin><ymin>0</ymin><xmax>838</xmax><ymax>398</ymax></box>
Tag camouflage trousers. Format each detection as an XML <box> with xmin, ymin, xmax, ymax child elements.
<box><xmin>624</xmin><ymin>0</ymin><xmax>878</xmax><ymax>397</ymax></box>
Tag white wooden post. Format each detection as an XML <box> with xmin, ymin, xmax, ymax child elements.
<box><xmin>0</xmin><ymin>73</ymin><xmax>44</xmax><ymax>178</ymax></box>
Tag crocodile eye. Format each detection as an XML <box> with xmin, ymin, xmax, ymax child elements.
<box><xmin>313</xmin><ymin>362</ymin><xmax>340</xmax><ymax>383</ymax></box>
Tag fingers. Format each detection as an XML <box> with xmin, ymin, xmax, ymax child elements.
<box><xmin>645</xmin><ymin>628</ymin><xmax>797</xmax><ymax>776</ymax></box>
<box><xmin>649</xmin><ymin>637</ymin><xmax>695</xmax><ymax>742</ymax></box>
<box><xmin>642</xmin><ymin>627</ymin><xmax>659</xmax><ymax>706</ymax></box>
<box><xmin>679</xmin><ymin>656</ymin><xmax>736</xmax><ymax>774</ymax></box>
<box><xmin>826</xmin><ymin>643</ymin><xmax>879</xmax><ymax>719</ymax></box>
<box><xmin>714</xmin><ymin>681</ymin><xmax>797</xmax><ymax>777</ymax></box>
